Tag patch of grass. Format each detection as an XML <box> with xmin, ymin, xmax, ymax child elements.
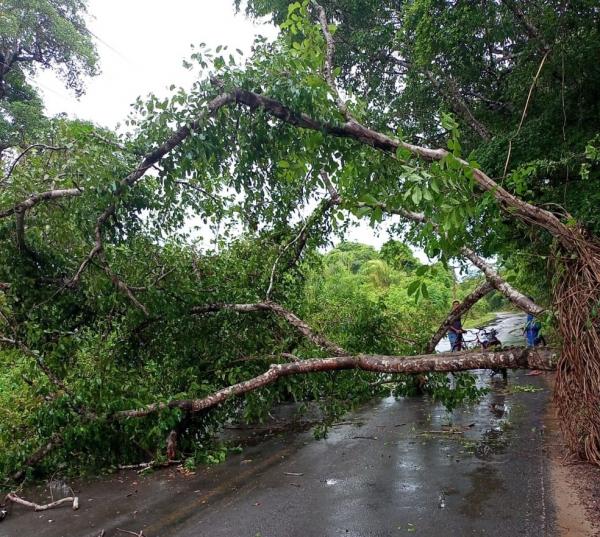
<box><xmin>510</xmin><ymin>384</ymin><xmax>544</xmax><ymax>393</ymax></box>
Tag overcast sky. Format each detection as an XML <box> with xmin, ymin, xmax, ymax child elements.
<box><xmin>34</xmin><ymin>0</ymin><xmax>418</xmax><ymax>255</ymax></box>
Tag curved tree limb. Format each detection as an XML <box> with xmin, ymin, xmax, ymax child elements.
<box><xmin>113</xmin><ymin>347</ymin><xmax>557</xmax><ymax>420</ymax></box>
<box><xmin>425</xmin><ymin>281</ymin><xmax>495</xmax><ymax>353</ymax></box>
<box><xmin>191</xmin><ymin>300</ymin><xmax>347</xmax><ymax>356</ymax></box>
<box><xmin>0</xmin><ymin>187</ymin><xmax>82</xmax><ymax>254</ymax></box>
<box><xmin>459</xmin><ymin>247</ymin><xmax>542</xmax><ymax>314</ymax></box>
<box><xmin>68</xmin><ymin>84</ymin><xmax>571</xmax><ymax>314</ymax></box>
<box><xmin>226</xmin><ymin>88</ymin><xmax>571</xmax><ymax>245</ymax></box>
<box><xmin>0</xmin><ymin>188</ymin><xmax>82</xmax><ymax>219</ymax></box>
<box><xmin>69</xmin><ymin>92</ymin><xmax>236</xmax><ymax>288</ymax></box>
<box><xmin>5</xmin><ymin>492</ymin><xmax>79</xmax><ymax>512</ymax></box>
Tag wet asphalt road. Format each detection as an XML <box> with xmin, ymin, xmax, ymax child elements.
<box><xmin>1</xmin><ymin>314</ymin><xmax>556</xmax><ymax>537</ymax></box>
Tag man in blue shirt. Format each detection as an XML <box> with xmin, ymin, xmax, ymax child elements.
<box><xmin>524</xmin><ymin>313</ymin><xmax>541</xmax><ymax>347</ymax></box>
<box><xmin>523</xmin><ymin>299</ymin><xmax>546</xmax><ymax>347</ymax></box>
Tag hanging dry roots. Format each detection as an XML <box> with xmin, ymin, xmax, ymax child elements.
<box><xmin>553</xmin><ymin>231</ymin><xmax>600</xmax><ymax>465</ymax></box>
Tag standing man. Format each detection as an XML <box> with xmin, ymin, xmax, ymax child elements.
<box><xmin>448</xmin><ymin>300</ymin><xmax>465</xmax><ymax>351</ymax></box>
<box><xmin>524</xmin><ymin>309</ymin><xmax>545</xmax><ymax>347</ymax></box>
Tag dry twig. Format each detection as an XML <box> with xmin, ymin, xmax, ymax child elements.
<box><xmin>5</xmin><ymin>492</ymin><xmax>79</xmax><ymax>511</ymax></box>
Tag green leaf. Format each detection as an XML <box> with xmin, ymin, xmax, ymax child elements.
<box><xmin>407</xmin><ymin>279</ymin><xmax>421</xmax><ymax>296</ymax></box>
<box><xmin>411</xmin><ymin>187</ymin><xmax>422</xmax><ymax>205</ymax></box>
<box><xmin>415</xmin><ymin>265</ymin><xmax>429</xmax><ymax>276</ymax></box>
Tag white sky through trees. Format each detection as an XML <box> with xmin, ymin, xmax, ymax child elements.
<box><xmin>34</xmin><ymin>0</ymin><xmax>426</xmax><ymax>258</ymax></box>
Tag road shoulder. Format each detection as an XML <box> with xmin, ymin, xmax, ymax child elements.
<box><xmin>545</xmin><ymin>373</ymin><xmax>599</xmax><ymax>536</ymax></box>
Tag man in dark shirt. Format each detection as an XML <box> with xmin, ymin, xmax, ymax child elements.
<box><xmin>448</xmin><ymin>300</ymin><xmax>465</xmax><ymax>351</ymax></box>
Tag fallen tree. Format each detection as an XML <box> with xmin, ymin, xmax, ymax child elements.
<box><xmin>2</xmin><ymin>0</ymin><xmax>599</xmax><ymax>476</ymax></box>
<box><xmin>113</xmin><ymin>347</ymin><xmax>557</xmax><ymax>420</ymax></box>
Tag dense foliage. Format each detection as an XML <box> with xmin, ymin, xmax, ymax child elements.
<box><xmin>1</xmin><ymin>0</ymin><xmax>599</xmax><ymax>479</ymax></box>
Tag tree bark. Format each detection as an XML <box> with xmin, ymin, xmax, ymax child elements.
<box><xmin>228</xmin><ymin>87</ymin><xmax>573</xmax><ymax>248</ymax></box>
<box><xmin>113</xmin><ymin>347</ymin><xmax>556</xmax><ymax>420</ymax></box>
<box><xmin>459</xmin><ymin>247</ymin><xmax>542</xmax><ymax>314</ymax></box>
<box><xmin>6</xmin><ymin>493</ymin><xmax>79</xmax><ymax>512</ymax></box>
<box><xmin>0</xmin><ymin>188</ymin><xmax>82</xmax><ymax>219</ymax></box>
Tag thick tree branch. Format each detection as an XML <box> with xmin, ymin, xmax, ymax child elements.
<box><xmin>227</xmin><ymin>87</ymin><xmax>570</xmax><ymax>245</ymax></box>
<box><xmin>191</xmin><ymin>300</ymin><xmax>347</xmax><ymax>356</ymax></box>
<box><xmin>113</xmin><ymin>347</ymin><xmax>556</xmax><ymax>420</ymax></box>
<box><xmin>0</xmin><ymin>188</ymin><xmax>82</xmax><ymax>219</ymax></box>
<box><xmin>459</xmin><ymin>246</ymin><xmax>542</xmax><ymax>314</ymax></box>
<box><xmin>69</xmin><ymin>85</ymin><xmax>572</xmax><ymax>314</ymax></box>
<box><xmin>426</xmin><ymin>281</ymin><xmax>495</xmax><ymax>353</ymax></box>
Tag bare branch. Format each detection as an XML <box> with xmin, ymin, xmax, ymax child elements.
<box><xmin>5</xmin><ymin>492</ymin><xmax>78</xmax><ymax>512</ymax></box>
<box><xmin>191</xmin><ymin>300</ymin><xmax>347</xmax><ymax>356</ymax></box>
<box><xmin>1</xmin><ymin>144</ymin><xmax>67</xmax><ymax>187</ymax></box>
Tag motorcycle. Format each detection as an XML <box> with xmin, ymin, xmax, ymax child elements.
<box><xmin>479</xmin><ymin>328</ymin><xmax>507</xmax><ymax>380</ymax></box>
<box><xmin>480</xmin><ymin>328</ymin><xmax>501</xmax><ymax>349</ymax></box>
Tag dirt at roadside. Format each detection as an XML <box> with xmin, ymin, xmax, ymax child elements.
<box><xmin>545</xmin><ymin>372</ymin><xmax>600</xmax><ymax>536</ymax></box>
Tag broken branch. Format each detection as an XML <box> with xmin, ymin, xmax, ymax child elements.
<box><xmin>5</xmin><ymin>492</ymin><xmax>78</xmax><ymax>511</ymax></box>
